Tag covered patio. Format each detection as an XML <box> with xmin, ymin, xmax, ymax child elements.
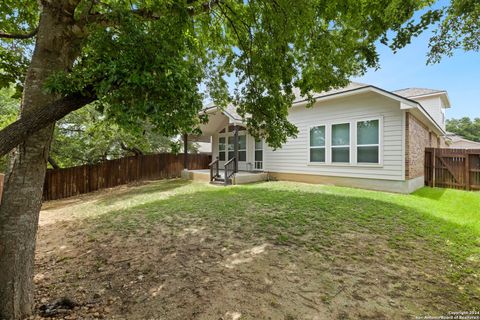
<box><xmin>181</xmin><ymin>104</ymin><xmax>265</xmax><ymax>185</ymax></box>
<box><xmin>183</xmin><ymin>169</ymin><xmax>268</xmax><ymax>185</ymax></box>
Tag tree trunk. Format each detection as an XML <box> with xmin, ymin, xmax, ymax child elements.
<box><xmin>0</xmin><ymin>3</ymin><xmax>81</xmax><ymax>319</ymax></box>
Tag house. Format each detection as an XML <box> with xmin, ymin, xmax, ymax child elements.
<box><xmin>184</xmin><ymin>82</ymin><xmax>451</xmax><ymax>193</ymax></box>
<box><xmin>446</xmin><ymin>133</ymin><xmax>480</xmax><ymax>149</ymax></box>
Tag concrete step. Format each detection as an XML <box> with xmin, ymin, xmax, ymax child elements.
<box><xmin>210</xmin><ymin>178</ymin><xmax>232</xmax><ymax>186</ymax></box>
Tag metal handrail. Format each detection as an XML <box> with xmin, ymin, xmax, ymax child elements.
<box><xmin>224</xmin><ymin>157</ymin><xmax>236</xmax><ymax>186</ymax></box>
<box><xmin>209</xmin><ymin>157</ymin><xmax>220</xmax><ymax>182</ymax></box>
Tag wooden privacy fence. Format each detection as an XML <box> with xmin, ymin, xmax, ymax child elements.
<box><xmin>425</xmin><ymin>148</ymin><xmax>480</xmax><ymax>191</ymax></box>
<box><xmin>43</xmin><ymin>153</ymin><xmax>211</xmax><ymax>201</ymax></box>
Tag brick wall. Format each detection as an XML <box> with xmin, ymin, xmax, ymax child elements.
<box><xmin>405</xmin><ymin>113</ymin><xmax>441</xmax><ymax>179</ymax></box>
<box><xmin>0</xmin><ymin>173</ymin><xmax>4</xmax><ymax>204</ymax></box>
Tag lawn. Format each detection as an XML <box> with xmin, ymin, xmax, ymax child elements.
<box><xmin>35</xmin><ymin>180</ymin><xmax>480</xmax><ymax>319</ymax></box>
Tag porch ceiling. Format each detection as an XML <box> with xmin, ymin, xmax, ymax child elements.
<box><xmin>190</xmin><ymin>110</ymin><xmax>230</xmax><ymax>141</ymax></box>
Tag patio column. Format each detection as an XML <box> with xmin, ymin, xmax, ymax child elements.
<box><xmin>233</xmin><ymin>125</ymin><xmax>239</xmax><ymax>173</ymax></box>
<box><xmin>183</xmin><ymin>133</ymin><xmax>188</xmax><ymax>170</ymax></box>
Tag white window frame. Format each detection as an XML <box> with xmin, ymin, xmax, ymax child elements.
<box><xmin>330</xmin><ymin>122</ymin><xmax>351</xmax><ymax>164</ymax></box>
<box><xmin>234</xmin><ymin>134</ymin><xmax>247</xmax><ymax>162</ymax></box>
<box><xmin>218</xmin><ymin>126</ymin><xmax>247</xmax><ymax>163</ymax></box>
<box><xmin>218</xmin><ymin>136</ymin><xmax>226</xmax><ymax>161</ymax></box>
<box><xmin>354</xmin><ymin>117</ymin><xmax>383</xmax><ymax>166</ymax></box>
<box><xmin>308</xmin><ymin>125</ymin><xmax>327</xmax><ymax>164</ymax></box>
<box><xmin>254</xmin><ymin>139</ymin><xmax>264</xmax><ymax>170</ymax></box>
<box><xmin>306</xmin><ymin>117</ymin><xmax>383</xmax><ymax>167</ymax></box>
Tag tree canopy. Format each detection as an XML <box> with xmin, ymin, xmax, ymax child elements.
<box><xmin>1</xmin><ymin>0</ymin><xmax>440</xmax><ymax>152</ymax></box>
<box><xmin>1</xmin><ymin>1</ymin><xmax>478</xmax><ymax>154</ymax></box>
<box><xmin>446</xmin><ymin>117</ymin><xmax>480</xmax><ymax>142</ymax></box>
<box><xmin>387</xmin><ymin>0</ymin><xmax>479</xmax><ymax>64</ymax></box>
<box><xmin>0</xmin><ymin>88</ymin><xmax>195</xmax><ymax>171</ymax></box>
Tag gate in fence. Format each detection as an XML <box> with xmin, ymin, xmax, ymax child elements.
<box><xmin>425</xmin><ymin>148</ymin><xmax>480</xmax><ymax>190</ymax></box>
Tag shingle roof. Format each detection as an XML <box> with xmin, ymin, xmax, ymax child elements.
<box><xmin>203</xmin><ymin>82</ymin><xmax>448</xmax><ymax>133</ymax></box>
<box><xmin>292</xmin><ymin>82</ymin><xmax>369</xmax><ymax>103</ymax></box>
<box><xmin>203</xmin><ymin>102</ymin><xmax>242</xmax><ymax>121</ymax></box>
<box><xmin>204</xmin><ymin>82</ymin><xmax>371</xmax><ymax>121</ymax></box>
<box><xmin>393</xmin><ymin>87</ymin><xmax>446</xmax><ymax>98</ymax></box>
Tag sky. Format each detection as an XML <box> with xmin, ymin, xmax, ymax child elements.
<box><xmin>217</xmin><ymin>1</ymin><xmax>479</xmax><ymax>120</ymax></box>
<box><xmin>353</xmin><ymin>4</ymin><xmax>479</xmax><ymax>120</ymax></box>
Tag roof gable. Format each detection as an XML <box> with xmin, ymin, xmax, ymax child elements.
<box><xmin>203</xmin><ymin>82</ymin><xmax>448</xmax><ymax>135</ymax></box>
<box><xmin>393</xmin><ymin>87</ymin><xmax>451</xmax><ymax>108</ymax></box>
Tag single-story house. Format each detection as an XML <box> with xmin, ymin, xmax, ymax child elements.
<box><xmin>446</xmin><ymin>133</ymin><xmax>480</xmax><ymax>149</ymax></box>
<box><xmin>185</xmin><ymin>82</ymin><xmax>451</xmax><ymax>193</ymax></box>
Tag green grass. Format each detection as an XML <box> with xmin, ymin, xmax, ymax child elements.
<box><xmin>56</xmin><ymin>179</ymin><xmax>480</xmax><ymax>308</ymax></box>
<box><xmin>83</xmin><ymin>180</ymin><xmax>480</xmax><ymax>260</ymax></box>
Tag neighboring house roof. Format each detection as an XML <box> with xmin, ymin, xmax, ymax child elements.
<box><xmin>445</xmin><ymin>133</ymin><xmax>480</xmax><ymax>149</ymax></box>
<box><xmin>203</xmin><ymin>82</ymin><xmax>447</xmax><ymax>135</ymax></box>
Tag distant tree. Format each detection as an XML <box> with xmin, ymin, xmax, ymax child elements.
<box><xmin>1</xmin><ymin>88</ymin><xmax>195</xmax><ymax>171</ymax></box>
<box><xmin>0</xmin><ymin>87</ymin><xmax>18</xmax><ymax>171</ymax></box>
<box><xmin>50</xmin><ymin>105</ymin><xmax>199</xmax><ymax>168</ymax></box>
<box><xmin>446</xmin><ymin>117</ymin><xmax>480</xmax><ymax>142</ymax></box>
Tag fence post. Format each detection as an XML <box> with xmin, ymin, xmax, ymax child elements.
<box><xmin>432</xmin><ymin>148</ymin><xmax>436</xmax><ymax>188</ymax></box>
<box><xmin>465</xmin><ymin>150</ymin><xmax>470</xmax><ymax>191</ymax></box>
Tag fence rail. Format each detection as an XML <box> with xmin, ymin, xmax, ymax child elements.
<box><xmin>425</xmin><ymin>148</ymin><xmax>480</xmax><ymax>191</ymax></box>
<box><xmin>43</xmin><ymin>153</ymin><xmax>211</xmax><ymax>201</ymax></box>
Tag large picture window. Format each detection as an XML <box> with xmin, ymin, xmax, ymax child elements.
<box><xmin>357</xmin><ymin>120</ymin><xmax>380</xmax><ymax>163</ymax></box>
<box><xmin>309</xmin><ymin>126</ymin><xmax>325</xmax><ymax>162</ymax></box>
<box><xmin>331</xmin><ymin>123</ymin><xmax>350</xmax><ymax>163</ymax></box>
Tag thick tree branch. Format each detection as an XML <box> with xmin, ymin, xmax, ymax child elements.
<box><xmin>119</xmin><ymin>142</ymin><xmax>144</xmax><ymax>156</ymax></box>
<box><xmin>0</xmin><ymin>90</ymin><xmax>96</xmax><ymax>157</ymax></box>
<box><xmin>48</xmin><ymin>156</ymin><xmax>61</xmax><ymax>169</ymax></box>
<box><xmin>0</xmin><ymin>27</ymin><xmax>39</xmax><ymax>39</ymax></box>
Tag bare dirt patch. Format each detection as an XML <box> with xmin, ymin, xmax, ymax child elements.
<box><xmin>30</xmin><ymin>181</ymin><xmax>478</xmax><ymax>320</ymax></box>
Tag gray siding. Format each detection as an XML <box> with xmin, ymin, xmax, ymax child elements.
<box><xmin>412</xmin><ymin>96</ymin><xmax>446</xmax><ymax>130</ymax></box>
<box><xmin>264</xmin><ymin>92</ymin><xmax>405</xmax><ymax>181</ymax></box>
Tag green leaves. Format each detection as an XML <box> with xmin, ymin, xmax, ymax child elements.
<box><xmin>2</xmin><ymin>0</ymin><xmax>441</xmax><ymax>150</ymax></box>
<box><xmin>446</xmin><ymin>117</ymin><xmax>480</xmax><ymax>142</ymax></box>
<box><xmin>386</xmin><ymin>0</ymin><xmax>479</xmax><ymax>64</ymax></box>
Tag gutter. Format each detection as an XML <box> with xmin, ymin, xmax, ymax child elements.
<box><xmin>293</xmin><ymin>85</ymin><xmax>446</xmax><ymax>135</ymax></box>
<box><xmin>203</xmin><ymin>84</ymin><xmax>446</xmax><ymax>135</ymax></box>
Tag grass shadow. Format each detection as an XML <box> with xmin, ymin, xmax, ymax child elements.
<box><xmin>412</xmin><ymin>187</ymin><xmax>447</xmax><ymax>200</ymax></box>
<box><xmin>95</xmin><ymin>178</ymin><xmax>191</xmax><ymax>206</ymax></box>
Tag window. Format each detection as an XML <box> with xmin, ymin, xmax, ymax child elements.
<box><xmin>255</xmin><ymin>139</ymin><xmax>263</xmax><ymax>170</ymax></box>
<box><xmin>309</xmin><ymin>126</ymin><xmax>325</xmax><ymax>162</ymax></box>
<box><xmin>238</xmin><ymin>135</ymin><xmax>247</xmax><ymax>161</ymax></box>
<box><xmin>227</xmin><ymin>135</ymin><xmax>246</xmax><ymax>161</ymax></box>
<box><xmin>227</xmin><ymin>136</ymin><xmax>235</xmax><ymax>160</ymax></box>
<box><xmin>332</xmin><ymin>123</ymin><xmax>350</xmax><ymax>163</ymax></box>
<box><xmin>357</xmin><ymin>119</ymin><xmax>379</xmax><ymax>164</ymax></box>
<box><xmin>218</xmin><ymin>137</ymin><xmax>226</xmax><ymax>161</ymax></box>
